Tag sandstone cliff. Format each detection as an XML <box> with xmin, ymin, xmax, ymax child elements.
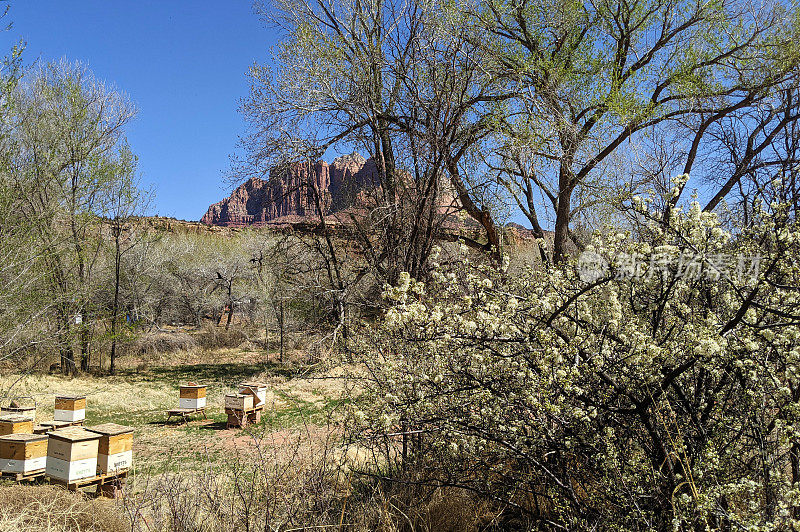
<box><xmin>201</xmin><ymin>153</ymin><xmax>378</xmax><ymax>227</ymax></box>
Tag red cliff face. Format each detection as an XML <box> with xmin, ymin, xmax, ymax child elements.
<box><xmin>200</xmin><ymin>154</ymin><xmax>378</xmax><ymax>227</ymax></box>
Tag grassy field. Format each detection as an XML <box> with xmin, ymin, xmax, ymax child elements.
<box><xmin>0</xmin><ymin>344</ymin><xmax>498</xmax><ymax>531</ymax></box>
<box><xmin>0</xmin><ymin>344</ymin><xmax>348</xmax><ymax>488</ymax></box>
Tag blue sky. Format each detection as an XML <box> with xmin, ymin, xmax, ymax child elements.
<box><xmin>2</xmin><ymin>1</ymin><xmax>277</xmax><ymax>221</ymax></box>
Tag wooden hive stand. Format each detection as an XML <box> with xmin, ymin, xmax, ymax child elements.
<box><xmin>50</xmin><ymin>469</ymin><xmax>129</xmax><ymax>498</ymax></box>
<box><xmin>224</xmin><ymin>393</ymin><xmax>261</xmax><ymax>428</ymax></box>
<box><xmin>166</xmin><ymin>384</ymin><xmax>207</xmax><ymax>424</ymax></box>
<box><xmin>0</xmin><ymin>433</ymin><xmax>48</xmax><ymax>482</ymax></box>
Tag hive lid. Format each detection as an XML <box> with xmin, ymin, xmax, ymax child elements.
<box><xmin>55</xmin><ymin>395</ymin><xmax>86</xmax><ymax>400</ymax></box>
<box><xmin>0</xmin><ymin>433</ymin><xmax>47</xmax><ymax>443</ymax></box>
<box><xmin>0</xmin><ymin>414</ymin><xmax>31</xmax><ymax>423</ymax></box>
<box><xmin>1</xmin><ymin>405</ymin><xmax>35</xmax><ymax>411</ymax></box>
<box><xmin>239</xmin><ymin>381</ymin><xmax>267</xmax><ymax>388</ymax></box>
<box><xmin>48</xmin><ymin>427</ymin><xmax>100</xmax><ymax>442</ymax></box>
<box><xmin>180</xmin><ymin>384</ymin><xmax>206</xmax><ymax>389</ymax></box>
<box><xmin>225</xmin><ymin>393</ymin><xmax>249</xmax><ymax>398</ymax></box>
<box><xmin>86</xmin><ymin>423</ymin><xmax>133</xmax><ymax>436</ymax></box>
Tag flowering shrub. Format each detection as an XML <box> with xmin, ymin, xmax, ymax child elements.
<box><xmin>348</xmin><ymin>188</ymin><xmax>800</xmax><ymax>530</ymax></box>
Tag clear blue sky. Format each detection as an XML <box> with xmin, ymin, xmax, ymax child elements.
<box><xmin>2</xmin><ymin>1</ymin><xmax>276</xmax><ymax>221</ymax></box>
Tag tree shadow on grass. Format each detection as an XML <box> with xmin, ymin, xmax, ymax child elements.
<box><xmin>119</xmin><ymin>362</ymin><xmax>297</xmax><ymax>385</ymax></box>
<box><xmin>193</xmin><ymin>420</ymin><xmax>229</xmax><ymax>431</ymax></box>
<box><xmin>147</xmin><ymin>417</ymin><xmax>228</xmax><ymax>431</ymax></box>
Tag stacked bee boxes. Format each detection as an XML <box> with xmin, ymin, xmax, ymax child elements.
<box><xmin>54</xmin><ymin>396</ymin><xmax>86</xmax><ymax>423</ymax></box>
<box><xmin>224</xmin><ymin>393</ymin><xmax>254</xmax><ymax>428</ymax></box>
<box><xmin>0</xmin><ymin>433</ymin><xmax>47</xmax><ymax>475</ymax></box>
<box><xmin>179</xmin><ymin>385</ymin><xmax>206</xmax><ymax>410</ymax></box>
<box><xmin>87</xmin><ymin>423</ymin><xmax>133</xmax><ymax>475</ymax></box>
<box><xmin>45</xmin><ymin>427</ymin><xmax>100</xmax><ymax>483</ymax></box>
<box><xmin>0</xmin><ymin>415</ymin><xmax>33</xmax><ymax>436</ymax></box>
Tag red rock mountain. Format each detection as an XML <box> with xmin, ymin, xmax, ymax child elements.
<box><xmin>201</xmin><ymin>153</ymin><xmax>378</xmax><ymax>227</ymax></box>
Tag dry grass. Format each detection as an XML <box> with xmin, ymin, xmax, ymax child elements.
<box><xmin>0</xmin><ymin>485</ymin><xmax>126</xmax><ymax>532</ymax></box>
<box><xmin>0</xmin><ymin>342</ymin><xmax>503</xmax><ymax>531</ymax></box>
<box><xmin>0</xmin><ymin>344</ymin><xmax>351</xmax><ymax>482</ymax></box>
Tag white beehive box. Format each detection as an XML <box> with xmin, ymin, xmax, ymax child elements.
<box><xmin>1</xmin><ymin>404</ymin><xmax>36</xmax><ymax>421</ymax></box>
<box><xmin>0</xmin><ymin>433</ymin><xmax>48</xmax><ymax>474</ymax></box>
<box><xmin>225</xmin><ymin>393</ymin><xmax>253</xmax><ymax>411</ymax></box>
<box><xmin>238</xmin><ymin>382</ymin><xmax>267</xmax><ymax>408</ymax></box>
<box><xmin>46</xmin><ymin>427</ymin><xmax>100</xmax><ymax>482</ymax></box>
<box><xmin>179</xmin><ymin>385</ymin><xmax>206</xmax><ymax>409</ymax></box>
<box><xmin>86</xmin><ymin>423</ymin><xmax>133</xmax><ymax>474</ymax></box>
<box><xmin>54</xmin><ymin>396</ymin><xmax>86</xmax><ymax>423</ymax></box>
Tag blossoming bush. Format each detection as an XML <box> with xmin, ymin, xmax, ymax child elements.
<box><xmin>347</xmin><ymin>191</ymin><xmax>800</xmax><ymax>530</ymax></box>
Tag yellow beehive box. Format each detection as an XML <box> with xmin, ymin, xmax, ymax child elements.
<box><xmin>224</xmin><ymin>393</ymin><xmax>253</xmax><ymax>411</ymax></box>
<box><xmin>238</xmin><ymin>382</ymin><xmax>267</xmax><ymax>408</ymax></box>
<box><xmin>54</xmin><ymin>396</ymin><xmax>86</xmax><ymax>423</ymax></box>
<box><xmin>0</xmin><ymin>433</ymin><xmax>48</xmax><ymax>474</ymax></box>
<box><xmin>179</xmin><ymin>385</ymin><xmax>206</xmax><ymax>409</ymax></box>
<box><xmin>0</xmin><ymin>415</ymin><xmax>33</xmax><ymax>436</ymax></box>
<box><xmin>87</xmin><ymin>423</ymin><xmax>133</xmax><ymax>474</ymax></box>
<box><xmin>86</xmin><ymin>423</ymin><xmax>133</xmax><ymax>474</ymax></box>
<box><xmin>46</xmin><ymin>427</ymin><xmax>99</xmax><ymax>483</ymax></box>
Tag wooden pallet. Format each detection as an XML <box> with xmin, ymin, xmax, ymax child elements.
<box><xmin>0</xmin><ymin>468</ymin><xmax>46</xmax><ymax>482</ymax></box>
<box><xmin>225</xmin><ymin>407</ymin><xmax>262</xmax><ymax>429</ymax></box>
<box><xmin>50</xmin><ymin>469</ymin><xmax>129</xmax><ymax>494</ymax></box>
<box><xmin>34</xmin><ymin>420</ymin><xmax>85</xmax><ymax>434</ymax></box>
<box><xmin>166</xmin><ymin>407</ymin><xmax>207</xmax><ymax>424</ymax></box>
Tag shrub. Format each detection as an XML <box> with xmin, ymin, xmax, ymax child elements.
<box><xmin>348</xmin><ymin>192</ymin><xmax>800</xmax><ymax>530</ymax></box>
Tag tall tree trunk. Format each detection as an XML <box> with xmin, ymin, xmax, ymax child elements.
<box><xmin>553</xmin><ymin>164</ymin><xmax>575</xmax><ymax>264</ymax></box>
<box><xmin>59</xmin><ymin>311</ymin><xmax>76</xmax><ymax>375</ymax></box>
<box><xmin>109</xmin><ymin>229</ymin><xmax>121</xmax><ymax>375</ymax></box>
<box><xmin>79</xmin><ymin>321</ymin><xmax>90</xmax><ymax>372</ymax></box>
<box><xmin>278</xmin><ymin>299</ymin><xmax>284</xmax><ymax>364</ymax></box>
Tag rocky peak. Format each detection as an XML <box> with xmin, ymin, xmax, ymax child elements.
<box><xmin>200</xmin><ymin>155</ymin><xmax>377</xmax><ymax>227</ymax></box>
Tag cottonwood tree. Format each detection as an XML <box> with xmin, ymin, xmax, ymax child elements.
<box><xmin>248</xmin><ymin>235</ymin><xmax>294</xmax><ymax>362</ymax></box>
<box><xmin>0</xmin><ymin>13</ymin><xmax>47</xmax><ymax>384</ymax></box>
<box><xmin>239</xmin><ymin>0</ymin><xmax>511</xmax><ymax>324</ymax></box>
<box><xmin>5</xmin><ymin>61</ymin><xmax>138</xmax><ymax>373</ymax></box>
<box><xmin>103</xmin><ymin>152</ymin><xmax>151</xmax><ymax>375</ymax></box>
<box><xmin>479</xmin><ymin>0</ymin><xmax>800</xmax><ymax>262</ymax></box>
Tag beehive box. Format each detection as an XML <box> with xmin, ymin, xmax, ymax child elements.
<box><xmin>86</xmin><ymin>423</ymin><xmax>133</xmax><ymax>474</ymax></box>
<box><xmin>179</xmin><ymin>385</ymin><xmax>206</xmax><ymax>409</ymax></box>
<box><xmin>46</xmin><ymin>427</ymin><xmax>100</xmax><ymax>482</ymax></box>
<box><xmin>238</xmin><ymin>382</ymin><xmax>267</xmax><ymax>409</ymax></box>
<box><xmin>0</xmin><ymin>415</ymin><xmax>33</xmax><ymax>436</ymax></box>
<box><xmin>0</xmin><ymin>433</ymin><xmax>48</xmax><ymax>474</ymax></box>
<box><xmin>1</xmin><ymin>405</ymin><xmax>36</xmax><ymax>421</ymax></box>
<box><xmin>224</xmin><ymin>393</ymin><xmax>253</xmax><ymax>411</ymax></box>
<box><xmin>54</xmin><ymin>396</ymin><xmax>86</xmax><ymax>423</ymax></box>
